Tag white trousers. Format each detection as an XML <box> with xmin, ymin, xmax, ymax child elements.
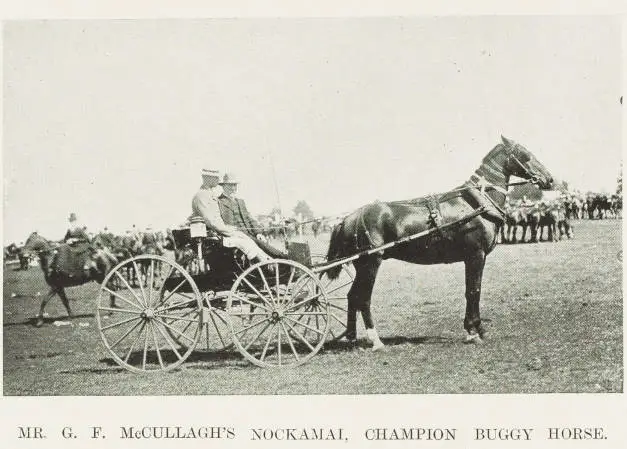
<box><xmin>223</xmin><ymin>231</ymin><xmax>269</xmax><ymax>261</ymax></box>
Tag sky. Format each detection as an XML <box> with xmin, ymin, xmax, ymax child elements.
<box><xmin>2</xmin><ymin>17</ymin><xmax>622</xmax><ymax>244</ymax></box>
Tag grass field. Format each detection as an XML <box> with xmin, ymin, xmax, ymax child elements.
<box><xmin>2</xmin><ymin>219</ymin><xmax>622</xmax><ymax>395</ymax></box>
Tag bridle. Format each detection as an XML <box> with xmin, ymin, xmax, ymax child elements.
<box><xmin>505</xmin><ymin>144</ymin><xmax>541</xmax><ymax>187</ymax></box>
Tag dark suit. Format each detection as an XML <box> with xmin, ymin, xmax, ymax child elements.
<box><xmin>218</xmin><ymin>194</ymin><xmax>262</xmax><ymax>237</ymax></box>
<box><xmin>218</xmin><ymin>194</ymin><xmax>287</xmax><ymax>259</ymax></box>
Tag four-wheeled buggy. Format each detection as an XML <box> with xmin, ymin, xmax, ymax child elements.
<box><xmin>96</xmin><ymin>218</ymin><xmax>354</xmax><ymax>372</ymax></box>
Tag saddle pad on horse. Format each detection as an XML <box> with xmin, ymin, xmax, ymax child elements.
<box><xmin>52</xmin><ymin>243</ymin><xmax>92</xmax><ymax>280</ymax></box>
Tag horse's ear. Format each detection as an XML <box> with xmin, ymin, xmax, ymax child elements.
<box><xmin>501</xmin><ymin>135</ymin><xmax>514</xmax><ymax>147</ymax></box>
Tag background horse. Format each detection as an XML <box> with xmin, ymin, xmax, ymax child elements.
<box><xmin>4</xmin><ymin>243</ymin><xmax>31</xmax><ymax>270</ymax></box>
<box><xmin>325</xmin><ymin>136</ymin><xmax>554</xmax><ymax>348</ymax></box>
<box><xmin>22</xmin><ymin>232</ymin><xmax>118</xmax><ymax>327</ymax></box>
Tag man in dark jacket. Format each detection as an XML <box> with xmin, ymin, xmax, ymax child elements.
<box><xmin>217</xmin><ymin>173</ymin><xmax>287</xmax><ymax>259</ymax></box>
<box><xmin>217</xmin><ymin>173</ymin><xmax>263</xmax><ymax>238</ymax></box>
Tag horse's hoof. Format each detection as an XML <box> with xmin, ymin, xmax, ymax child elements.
<box><xmin>464</xmin><ymin>333</ymin><xmax>484</xmax><ymax>345</ymax></box>
<box><xmin>372</xmin><ymin>343</ymin><xmax>387</xmax><ymax>352</ymax></box>
<box><xmin>35</xmin><ymin>320</ymin><xmax>44</xmax><ymax>328</ymax></box>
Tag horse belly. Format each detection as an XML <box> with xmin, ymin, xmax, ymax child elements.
<box><xmin>384</xmin><ymin>238</ymin><xmax>465</xmax><ymax>265</ymax></box>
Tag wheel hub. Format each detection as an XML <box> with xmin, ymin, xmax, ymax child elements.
<box><xmin>141</xmin><ymin>308</ymin><xmax>155</xmax><ymax>320</ymax></box>
<box><xmin>270</xmin><ymin>310</ymin><xmax>284</xmax><ymax>323</ymax></box>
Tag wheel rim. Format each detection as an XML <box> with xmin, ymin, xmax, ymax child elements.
<box><xmin>96</xmin><ymin>255</ymin><xmax>203</xmax><ymax>373</ymax></box>
<box><xmin>312</xmin><ymin>254</ymin><xmax>353</xmax><ymax>342</ymax></box>
<box><xmin>226</xmin><ymin>260</ymin><xmax>330</xmax><ymax>367</ymax></box>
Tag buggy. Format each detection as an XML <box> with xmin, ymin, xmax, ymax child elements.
<box><xmin>96</xmin><ymin>218</ymin><xmax>353</xmax><ymax>372</ymax></box>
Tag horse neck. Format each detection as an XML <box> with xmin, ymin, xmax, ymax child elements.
<box><xmin>25</xmin><ymin>235</ymin><xmax>53</xmax><ymax>253</ymax></box>
<box><xmin>469</xmin><ymin>145</ymin><xmax>511</xmax><ymax>208</ymax></box>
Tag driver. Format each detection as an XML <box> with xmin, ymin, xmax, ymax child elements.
<box><xmin>218</xmin><ymin>173</ymin><xmax>288</xmax><ymax>259</ymax></box>
<box><xmin>191</xmin><ymin>169</ymin><xmax>272</xmax><ymax>263</ymax></box>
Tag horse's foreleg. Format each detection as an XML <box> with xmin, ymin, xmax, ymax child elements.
<box><xmin>464</xmin><ymin>251</ymin><xmax>486</xmax><ymax>343</ymax></box>
<box><xmin>36</xmin><ymin>288</ymin><xmax>58</xmax><ymax>327</ymax></box>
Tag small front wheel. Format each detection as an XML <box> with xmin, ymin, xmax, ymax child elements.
<box><xmin>226</xmin><ymin>260</ymin><xmax>330</xmax><ymax>367</ymax></box>
<box><xmin>311</xmin><ymin>254</ymin><xmax>354</xmax><ymax>342</ymax></box>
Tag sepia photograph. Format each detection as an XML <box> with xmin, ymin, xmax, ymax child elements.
<box><xmin>2</xmin><ymin>15</ymin><xmax>622</xmax><ymax>398</ymax></box>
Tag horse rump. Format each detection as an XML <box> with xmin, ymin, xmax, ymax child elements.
<box><xmin>325</xmin><ymin>222</ymin><xmax>346</xmax><ymax>280</ymax></box>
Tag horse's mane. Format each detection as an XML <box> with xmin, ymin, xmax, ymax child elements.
<box><xmin>481</xmin><ymin>143</ymin><xmax>506</xmax><ymax>164</ymax></box>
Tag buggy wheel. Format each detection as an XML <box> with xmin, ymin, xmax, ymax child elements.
<box><xmin>312</xmin><ymin>254</ymin><xmax>354</xmax><ymax>342</ymax></box>
<box><xmin>164</xmin><ymin>295</ymin><xmax>234</xmax><ymax>353</ymax></box>
<box><xmin>226</xmin><ymin>260</ymin><xmax>330</xmax><ymax>367</ymax></box>
<box><xmin>96</xmin><ymin>255</ymin><xmax>203</xmax><ymax>373</ymax></box>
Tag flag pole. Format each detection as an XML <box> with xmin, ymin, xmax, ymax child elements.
<box><xmin>268</xmin><ymin>149</ymin><xmax>283</xmax><ymax>216</ymax></box>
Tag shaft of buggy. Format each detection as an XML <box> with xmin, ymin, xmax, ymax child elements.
<box><xmin>312</xmin><ymin>206</ymin><xmax>487</xmax><ymax>274</ymax></box>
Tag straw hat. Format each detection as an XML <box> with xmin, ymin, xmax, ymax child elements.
<box><xmin>201</xmin><ymin>169</ymin><xmax>220</xmax><ymax>178</ymax></box>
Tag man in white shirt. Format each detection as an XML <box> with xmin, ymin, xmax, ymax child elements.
<box><xmin>191</xmin><ymin>169</ymin><xmax>271</xmax><ymax>263</ymax></box>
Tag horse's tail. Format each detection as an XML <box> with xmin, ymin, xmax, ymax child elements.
<box><xmin>325</xmin><ymin>222</ymin><xmax>346</xmax><ymax>280</ymax></box>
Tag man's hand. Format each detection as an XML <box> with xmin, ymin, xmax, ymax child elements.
<box><xmin>216</xmin><ymin>225</ymin><xmax>239</xmax><ymax>237</ymax></box>
<box><xmin>255</xmin><ymin>233</ymin><xmax>267</xmax><ymax>242</ymax></box>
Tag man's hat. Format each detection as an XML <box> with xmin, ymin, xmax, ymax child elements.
<box><xmin>68</xmin><ymin>213</ymin><xmax>77</xmax><ymax>222</ymax></box>
<box><xmin>219</xmin><ymin>173</ymin><xmax>239</xmax><ymax>185</ymax></box>
<box><xmin>201</xmin><ymin>169</ymin><xmax>220</xmax><ymax>178</ymax></box>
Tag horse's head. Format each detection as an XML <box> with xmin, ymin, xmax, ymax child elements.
<box><xmin>23</xmin><ymin>232</ymin><xmax>53</xmax><ymax>255</ymax></box>
<box><xmin>501</xmin><ymin>136</ymin><xmax>554</xmax><ymax>190</ymax></box>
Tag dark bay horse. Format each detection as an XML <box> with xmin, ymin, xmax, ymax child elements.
<box><xmin>325</xmin><ymin>136</ymin><xmax>554</xmax><ymax>348</ymax></box>
<box><xmin>22</xmin><ymin>233</ymin><xmax>118</xmax><ymax>327</ymax></box>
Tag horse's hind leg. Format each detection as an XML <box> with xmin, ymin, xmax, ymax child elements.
<box><xmin>464</xmin><ymin>250</ymin><xmax>486</xmax><ymax>343</ymax></box>
<box><xmin>57</xmin><ymin>288</ymin><xmax>74</xmax><ymax>319</ymax></box>
<box><xmin>35</xmin><ymin>288</ymin><xmax>58</xmax><ymax>327</ymax></box>
<box><xmin>349</xmin><ymin>256</ymin><xmax>384</xmax><ymax>350</ymax></box>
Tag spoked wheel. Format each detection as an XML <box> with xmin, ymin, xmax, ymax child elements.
<box><xmin>226</xmin><ymin>260</ymin><xmax>330</xmax><ymax>368</ymax></box>
<box><xmin>184</xmin><ymin>293</ymin><xmax>234</xmax><ymax>353</ymax></box>
<box><xmin>96</xmin><ymin>255</ymin><xmax>203</xmax><ymax>373</ymax></box>
<box><xmin>312</xmin><ymin>254</ymin><xmax>354</xmax><ymax>342</ymax></box>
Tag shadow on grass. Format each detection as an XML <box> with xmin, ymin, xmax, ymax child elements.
<box><xmin>62</xmin><ymin>335</ymin><xmax>459</xmax><ymax>374</ymax></box>
<box><xmin>3</xmin><ymin>313</ymin><xmax>95</xmax><ymax>327</ymax></box>
<box><xmin>323</xmin><ymin>335</ymin><xmax>456</xmax><ymax>352</ymax></box>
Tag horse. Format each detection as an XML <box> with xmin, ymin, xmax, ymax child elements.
<box><xmin>504</xmin><ymin>206</ymin><xmax>525</xmax><ymax>243</ymax></box>
<box><xmin>22</xmin><ymin>232</ymin><xmax>118</xmax><ymax>327</ymax></box>
<box><xmin>538</xmin><ymin>204</ymin><xmax>560</xmax><ymax>242</ymax></box>
<box><xmin>324</xmin><ymin>136</ymin><xmax>554</xmax><ymax>349</ymax></box>
<box><xmin>528</xmin><ymin>205</ymin><xmax>543</xmax><ymax>243</ymax></box>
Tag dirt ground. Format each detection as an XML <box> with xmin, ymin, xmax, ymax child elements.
<box><xmin>2</xmin><ymin>219</ymin><xmax>622</xmax><ymax>395</ymax></box>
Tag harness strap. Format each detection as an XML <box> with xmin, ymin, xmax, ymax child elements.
<box><xmin>469</xmin><ymin>174</ymin><xmax>509</xmax><ymax>195</ymax></box>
